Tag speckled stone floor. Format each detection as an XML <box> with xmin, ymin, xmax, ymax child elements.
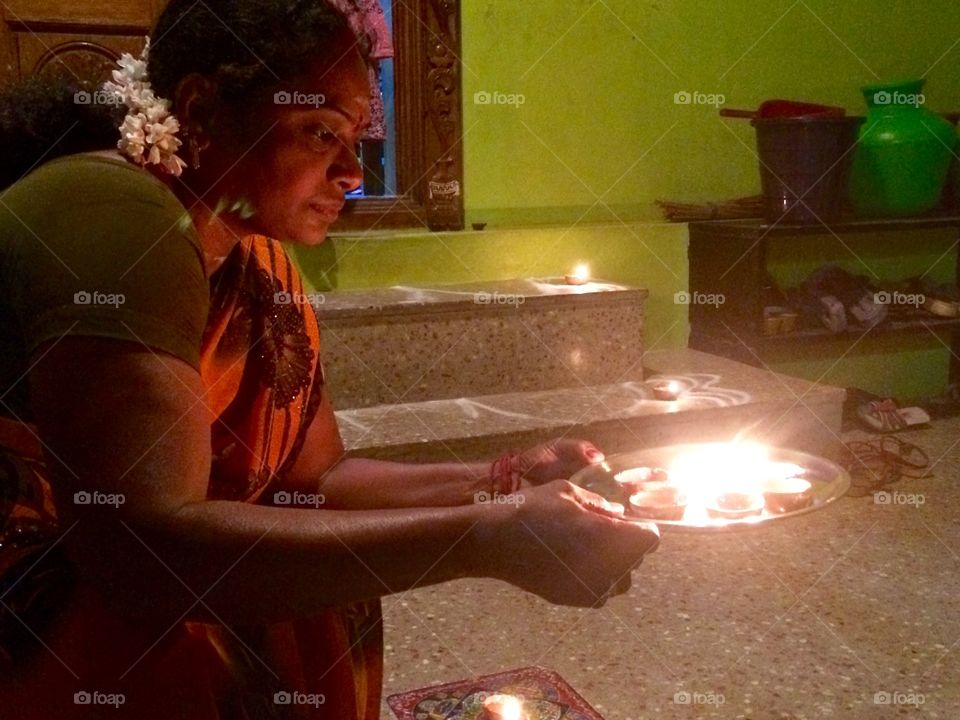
<box><xmin>380</xmin><ymin>419</ymin><xmax>960</xmax><ymax>719</ymax></box>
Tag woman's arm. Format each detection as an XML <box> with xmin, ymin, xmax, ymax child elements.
<box><xmin>30</xmin><ymin>338</ymin><xmax>659</xmax><ymax>626</ymax></box>
<box><xmin>279</xmin><ymin>389</ymin><xmax>491</xmax><ymax>507</ymax></box>
<box><xmin>281</xmin><ymin>391</ymin><xmax>604</xmax><ymax>509</ymax></box>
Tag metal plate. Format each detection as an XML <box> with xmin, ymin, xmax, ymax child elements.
<box><xmin>570</xmin><ymin>443</ymin><xmax>850</xmax><ymax>532</ymax></box>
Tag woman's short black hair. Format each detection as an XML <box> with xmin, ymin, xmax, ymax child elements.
<box><xmin>0</xmin><ymin>0</ymin><xmax>363</xmax><ymax>190</ymax></box>
<box><xmin>148</xmin><ymin>0</ymin><xmax>361</xmax><ymax>110</ymax></box>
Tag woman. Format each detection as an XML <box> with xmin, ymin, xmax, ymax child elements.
<box><xmin>0</xmin><ymin>1</ymin><xmax>660</xmax><ymax>717</ymax></box>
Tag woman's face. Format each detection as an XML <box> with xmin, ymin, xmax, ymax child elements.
<box><xmin>214</xmin><ymin>40</ymin><xmax>371</xmax><ymax>245</ymax></box>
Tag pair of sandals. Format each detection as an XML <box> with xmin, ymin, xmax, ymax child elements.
<box><xmin>797</xmin><ymin>265</ymin><xmax>888</xmax><ymax>334</ymax></box>
<box><xmin>842</xmin><ymin>435</ymin><xmax>931</xmax><ymax>497</ymax></box>
<box><xmin>856</xmin><ymin>398</ymin><xmax>930</xmax><ymax>433</ymax></box>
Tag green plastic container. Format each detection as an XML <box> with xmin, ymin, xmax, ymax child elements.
<box><xmin>849</xmin><ymin>79</ymin><xmax>957</xmax><ymax>217</ymax></box>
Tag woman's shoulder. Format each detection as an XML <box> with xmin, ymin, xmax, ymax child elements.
<box><xmin>0</xmin><ymin>152</ymin><xmax>210</xmax><ymax>372</ymax></box>
<box><xmin>23</xmin><ymin>151</ymin><xmax>184</xmax><ymax>211</ymax></box>
<box><xmin>2</xmin><ymin>151</ymin><xmax>202</xmax><ymax>267</ymax></box>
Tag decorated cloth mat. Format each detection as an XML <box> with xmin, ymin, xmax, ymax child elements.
<box><xmin>387</xmin><ymin>666</ymin><xmax>604</xmax><ymax>720</ymax></box>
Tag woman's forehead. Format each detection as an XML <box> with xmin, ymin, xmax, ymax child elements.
<box><xmin>283</xmin><ymin>47</ymin><xmax>370</xmax><ymax>114</ymax></box>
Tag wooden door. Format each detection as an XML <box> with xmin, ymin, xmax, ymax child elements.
<box><xmin>0</xmin><ymin>0</ymin><xmax>162</xmax><ymax>88</ymax></box>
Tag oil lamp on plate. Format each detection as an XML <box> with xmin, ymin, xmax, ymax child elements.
<box><xmin>482</xmin><ymin>694</ymin><xmax>526</xmax><ymax>720</ymax></box>
<box><xmin>572</xmin><ymin>441</ymin><xmax>847</xmax><ymax>530</ymax></box>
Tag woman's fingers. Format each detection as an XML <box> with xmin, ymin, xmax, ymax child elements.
<box><xmin>610</xmin><ymin>574</ymin><xmax>632</xmax><ymax>596</ymax></box>
<box><xmin>569</xmin><ymin>484</ymin><xmax>624</xmax><ymax>518</ymax></box>
<box><xmin>510</xmin><ymin>479</ymin><xmax>661</xmax><ymax>608</ymax></box>
<box><xmin>557</xmin><ymin>438</ymin><xmax>605</xmax><ymax>466</ymax></box>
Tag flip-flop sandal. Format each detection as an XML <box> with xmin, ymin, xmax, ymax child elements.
<box><xmin>857</xmin><ymin>399</ymin><xmax>930</xmax><ymax>433</ymax></box>
<box><xmin>819</xmin><ymin>295</ymin><xmax>847</xmax><ymax>333</ymax></box>
<box><xmin>878</xmin><ymin>435</ymin><xmax>931</xmax><ymax>476</ymax></box>
<box><xmin>842</xmin><ymin>436</ymin><xmax>931</xmax><ymax>496</ymax></box>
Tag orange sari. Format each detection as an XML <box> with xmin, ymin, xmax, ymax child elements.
<box><xmin>0</xmin><ymin>236</ymin><xmax>383</xmax><ymax>719</ymax></box>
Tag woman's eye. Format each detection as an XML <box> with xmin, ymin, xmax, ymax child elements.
<box><xmin>310</xmin><ymin>127</ymin><xmax>336</xmax><ymax>143</ymax></box>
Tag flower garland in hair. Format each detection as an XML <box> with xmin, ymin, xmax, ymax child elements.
<box><xmin>102</xmin><ymin>38</ymin><xmax>187</xmax><ymax>176</ymax></box>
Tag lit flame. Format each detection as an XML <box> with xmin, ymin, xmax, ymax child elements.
<box><xmin>483</xmin><ymin>694</ymin><xmax>524</xmax><ymax>720</ymax></box>
<box><xmin>667</xmin><ymin>443</ymin><xmax>802</xmax><ymax>523</ymax></box>
<box><xmin>570</xmin><ymin>263</ymin><xmax>590</xmax><ymax>282</ymax></box>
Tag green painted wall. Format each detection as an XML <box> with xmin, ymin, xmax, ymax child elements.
<box><xmin>291</xmin><ymin>223</ymin><xmax>689</xmax><ymax>352</ymax></box>
<box><xmin>293</xmin><ymin>0</ymin><xmax>960</xmax><ymax>402</ymax></box>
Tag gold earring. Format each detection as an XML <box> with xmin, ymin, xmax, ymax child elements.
<box><xmin>188</xmin><ymin>133</ymin><xmax>202</xmax><ymax>171</ymax></box>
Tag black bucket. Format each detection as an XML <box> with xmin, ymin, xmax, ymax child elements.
<box><xmin>752</xmin><ymin>116</ymin><xmax>865</xmax><ymax>224</ymax></box>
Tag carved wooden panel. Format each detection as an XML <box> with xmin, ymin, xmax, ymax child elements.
<box><xmin>423</xmin><ymin>0</ymin><xmax>463</xmax><ymax>230</ymax></box>
<box><xmin>22</xmin><ymin>34</ymin><xmax>144</xmax><ymax>90</ymax></box>
<box><xmin>0</xmin><ymin>16</ymin><xmax>16</xmax><ymax>83</ymax></box>
<box><xmin>2</xmin><ymin>0</ymin><xmax>153</xmax><ymax>31</ymax></box>
<box><xmin>1</xmin><ymin>0</ymin><xmax>150</xmax><ymax>87</ymax></box>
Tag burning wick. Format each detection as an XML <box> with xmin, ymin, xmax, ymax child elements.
<box><xmin>652</xmin><ymin>381</ymin><xmax>681</xmax><ymax>401</ymax></box>
<box><xmin>483</xmin><ymin>694</ymin><xmax>526</xmax><ymax>720</ymax></box>
<box><xmin>564</xmin><ymin>263</ymin><xmax>590</xmax><ymax>286</ymax></box>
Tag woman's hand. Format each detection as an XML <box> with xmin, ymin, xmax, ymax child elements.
<box><xmin>508</xmin><ymin>438</ymin><xmax>605</xmax><ymax>486</ymax></box>
<box><xmin>479</xmin><ymin>479</ymin><xmax>660</xmax><ymax>607</ymax></box>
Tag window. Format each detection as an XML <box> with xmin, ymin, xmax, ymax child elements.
<box><xmin>336</xmin><ymin>0</ymin><xmax>464</xmax><ymax>232</ymax></box>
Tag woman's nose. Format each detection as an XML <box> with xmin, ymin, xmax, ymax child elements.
<box><xmin>331</xmin><ymin>142</ymin><xmax>363</xmax><ymax>192</ymax></box>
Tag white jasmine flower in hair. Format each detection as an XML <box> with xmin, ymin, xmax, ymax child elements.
<box><xmin>104</xmin><ymin>36</ymin><xmax>187</xmax><ymax>176</ymax></box>
<box><xmin>116</xmin><ymin>38</ymin><xmax>149</xmax><ymax>82</ymax></box>
<box><xmin>118</xmin><ymin>112</ymin><xmax>147</xmax><ymax>162</ymax></box>
<box><xmin>146</xmin><ymin>116</ymin><xmax>181</xmax><ymax>152</ymax></box>
<box><xmin>145</xmin><ymin>116</ymin><xmax>186</xmax><ymax>176</ymax></box>
<box><xmin>158</xmin><ymin>151</ymin><xmax>188</xmax><ymax>176</ymax></box>
<box><xmin>143</xmin><ymin>97</ymin><xmax>172</xmax><ymax>123</ymax></box>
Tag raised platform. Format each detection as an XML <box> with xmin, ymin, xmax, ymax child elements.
<box><xmin>315</xmin><ymin>279</ymin><xmax>647</xmax><ymax>409</ymax></box>
<box><xmin>336</xmin><ymin>348</ymin><xmax>846</xmax><ymax>462</ymax></box>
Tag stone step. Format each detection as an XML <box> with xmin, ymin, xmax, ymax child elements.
<box><xmin>336</xmin><ymin>348</ymin><xmax>846</xmax><ymax>464</ymax></box>
<box><xmin>313</xmin><ymin>279</ymin><xmax>647</xmax><ymax>409</ymax></box>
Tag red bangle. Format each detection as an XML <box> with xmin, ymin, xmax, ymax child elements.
<box><xmin>490</xmin><ymin>453</ymin><xmax>520</xmax><ymax>495</ymax></box>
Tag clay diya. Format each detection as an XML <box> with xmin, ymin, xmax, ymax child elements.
<box><xmin>705</xmin><ymin>491</ymin><xmax>765</xmax><ymax>520</ymax></box>
<box><xmin>761</xmin><ymin>476</ymin><xmax>813</xmax><ymax>514</ymax></box>
<box><xmin>628</xmin><ymin>482</ymin><xmax>688</xmax><ymax>521</ymax></box>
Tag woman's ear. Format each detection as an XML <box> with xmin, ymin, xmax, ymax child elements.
<box><xmin>173</xmin><ymin>73</ymin><xmax>217</xmax><ymax>151</ymax></box>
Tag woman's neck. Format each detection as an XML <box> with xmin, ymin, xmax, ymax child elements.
<box><xmin>81</xmin><ymin>150</ymin><xmax>246</xmax><ymax>277</ymax></box>
<box><xmin>189</xmin><ymin>205</ymin><xmax>245</xmax><ymax>277</ymax></box>
<box><xmin>162</xmin><ymin>170</ymin><xmax>248</xmax><ymax>278</ymax></box>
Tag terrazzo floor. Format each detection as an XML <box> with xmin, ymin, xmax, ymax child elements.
<box><xmin>380</xmin><ymin>419</ymin><xmax>960</xmax><ymax>719</ymax></box>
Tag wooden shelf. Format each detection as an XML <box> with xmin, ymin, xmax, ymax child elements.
<box><xmin>691</xmin><ymin>315</ymin><xmax>960</xmax><ymax>352</ymax></box>
<box><xmin>689</xmin><ymin>213</ymin><xmax>960</xmax><ymax>240</ymax></box>
<box><xmin>760</xmin><ymin>315</ymin><xmax>960</xmax><ymax>343</ymax></box>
